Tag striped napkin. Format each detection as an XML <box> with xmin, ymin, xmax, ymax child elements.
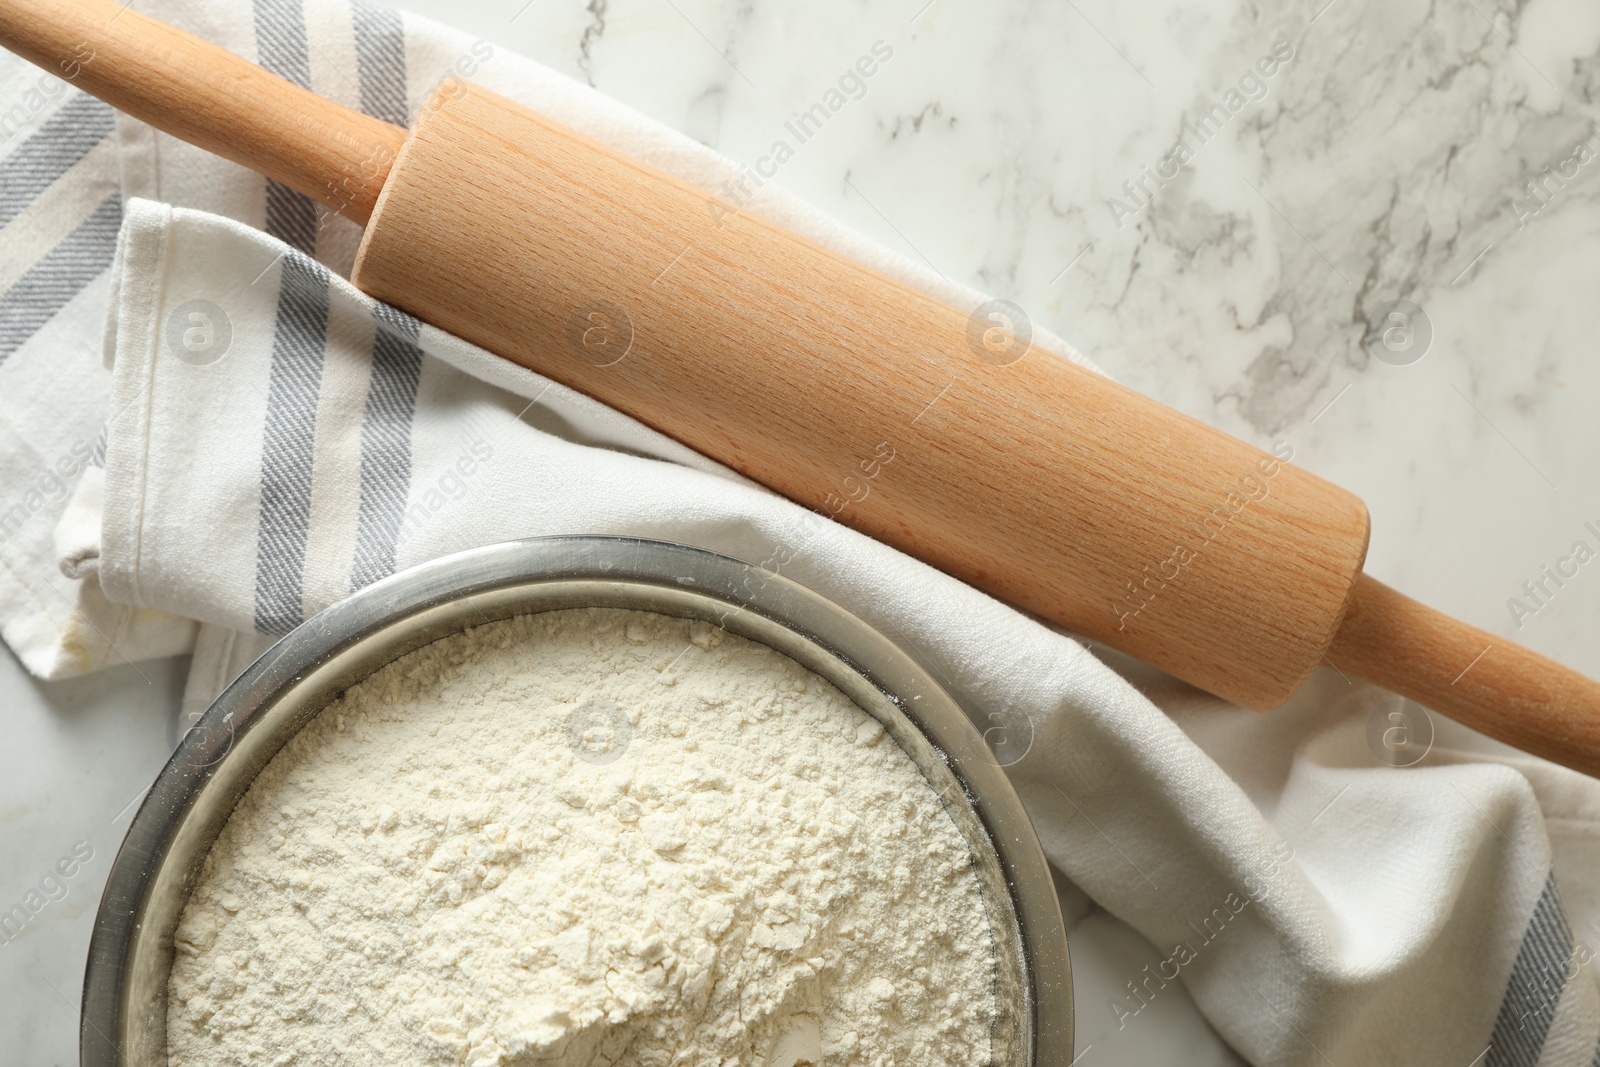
<box><xmin>5</xmin><ymin>2</ymin><xmax>1600</xmax><ymax>1064</ymax></box>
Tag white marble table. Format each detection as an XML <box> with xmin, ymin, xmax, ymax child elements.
<box><xmin>0</xmin><ymin>652</ymin><xmax>187</xmax><ymax>1061</ymax></box>
<box><xmin>5</xmin><ymin>0</ymin><xmax>1598</xmax><ymax>1062</ymax></box>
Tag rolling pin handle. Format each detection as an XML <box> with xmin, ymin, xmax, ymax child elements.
<box><xmin>0</xmin><ymin>0</ymin><xmax>406</xmax><ymax>223</ymax></box>
<box><xmin>1328</xmin><ymin>574</ymin><xmax>1600</xmax><ymax>777</ymax></box>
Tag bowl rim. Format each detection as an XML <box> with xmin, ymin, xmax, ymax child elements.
<box><xmin>81</xmin><ymin>535</ymin><xmax>1072</xmax><ymax>1064</ymax></box>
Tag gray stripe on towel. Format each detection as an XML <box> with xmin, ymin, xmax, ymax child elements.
<box><xmin>353</xmin><ymin>0</ymin><xmax>409</xmax><ymax>126</ymax></box>
<box><xmin>0</xmin><ymin>194</ymin><xmax>121</xmax><ymax>367</ymax></box>
<box><xmin>264</xmin><ymin>175</ymin><xmax>318</xmax><ymax>255</ymax></box>
<box><xmin>0</xmin><ymin>95</ymin><xmax>115</xmax><ymax>232</ymax></box>
<box><xmin>253</xmin><ymin>0</ymin><xmax>319</xmax><ymax>252</ymax></box>
<box><xmin>346</xmin><ymin>3</ymin><xmax>422</xmax><ymax>590</ymax></box>
<box><xmin>252</xmin><ymin>253</ymin><xmax>331</xmax><ymax>637</ymax></box>
<box><xmin>348</xmin><ymin>305</ymin><xmax>424</xmax><ymax>589</ymax></box>
<box><xmin>251</xmin><ymin>0</ymin><xmax>326</xmax><ymax>637</ymax></box>
<box><xmin>1486</xmin><ymin>873</ymin><xmax>1574</xmax><ymax>1067</ymax></box>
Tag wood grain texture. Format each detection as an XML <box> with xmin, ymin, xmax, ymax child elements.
<box><xmin>0</xmin><ymin>0</ymin><xmax>405</xmax><ymax>224</ymax></box>
<box><xmin>1329</xmin><ymin>574</ymin><xmax>1600</xmax><ymax>776</ymax></box>
<box><xmin>353</xmin><ymin>83</ymin><xmax>1373</xmax><ymax>710</ymax></box>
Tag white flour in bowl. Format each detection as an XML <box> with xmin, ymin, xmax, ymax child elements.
<box><xmin>167</xmin><ymin>607</ymin><xmax>999</xmax><ymax>1066</ymax></box>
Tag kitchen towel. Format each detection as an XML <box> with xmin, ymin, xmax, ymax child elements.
<box><xmin>5</xmin><ymin>2</ymin><xmax>1600</xmax><ymax>1064</ymax></box>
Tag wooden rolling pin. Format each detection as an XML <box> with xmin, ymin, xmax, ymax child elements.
<box><xmin>4</xmin><ymin>0</ymin><xmax>1598</xmax><ymax>776</ymax></box>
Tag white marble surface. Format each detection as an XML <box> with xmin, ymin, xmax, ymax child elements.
<box><xmin>0</xmin><ymin>650</ymin><xmax>187</xmax><ymax>1064</ymax></box>
<box><xmin>5</xmin><ymin>0</ymin><xmax>1600</xmax><ymax>1062</ymax></box>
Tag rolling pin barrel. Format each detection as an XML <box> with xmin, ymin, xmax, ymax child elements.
<box><xmin>351</xmin><ymin>81</ymin><xmax>1372</xmax><ymax>711</ymax></box>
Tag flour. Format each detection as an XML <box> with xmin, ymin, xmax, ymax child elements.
<box><xmin>167</xmin><ymin>608</ymin><xmax>999</xmax><ymax>1066</ymax></box>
